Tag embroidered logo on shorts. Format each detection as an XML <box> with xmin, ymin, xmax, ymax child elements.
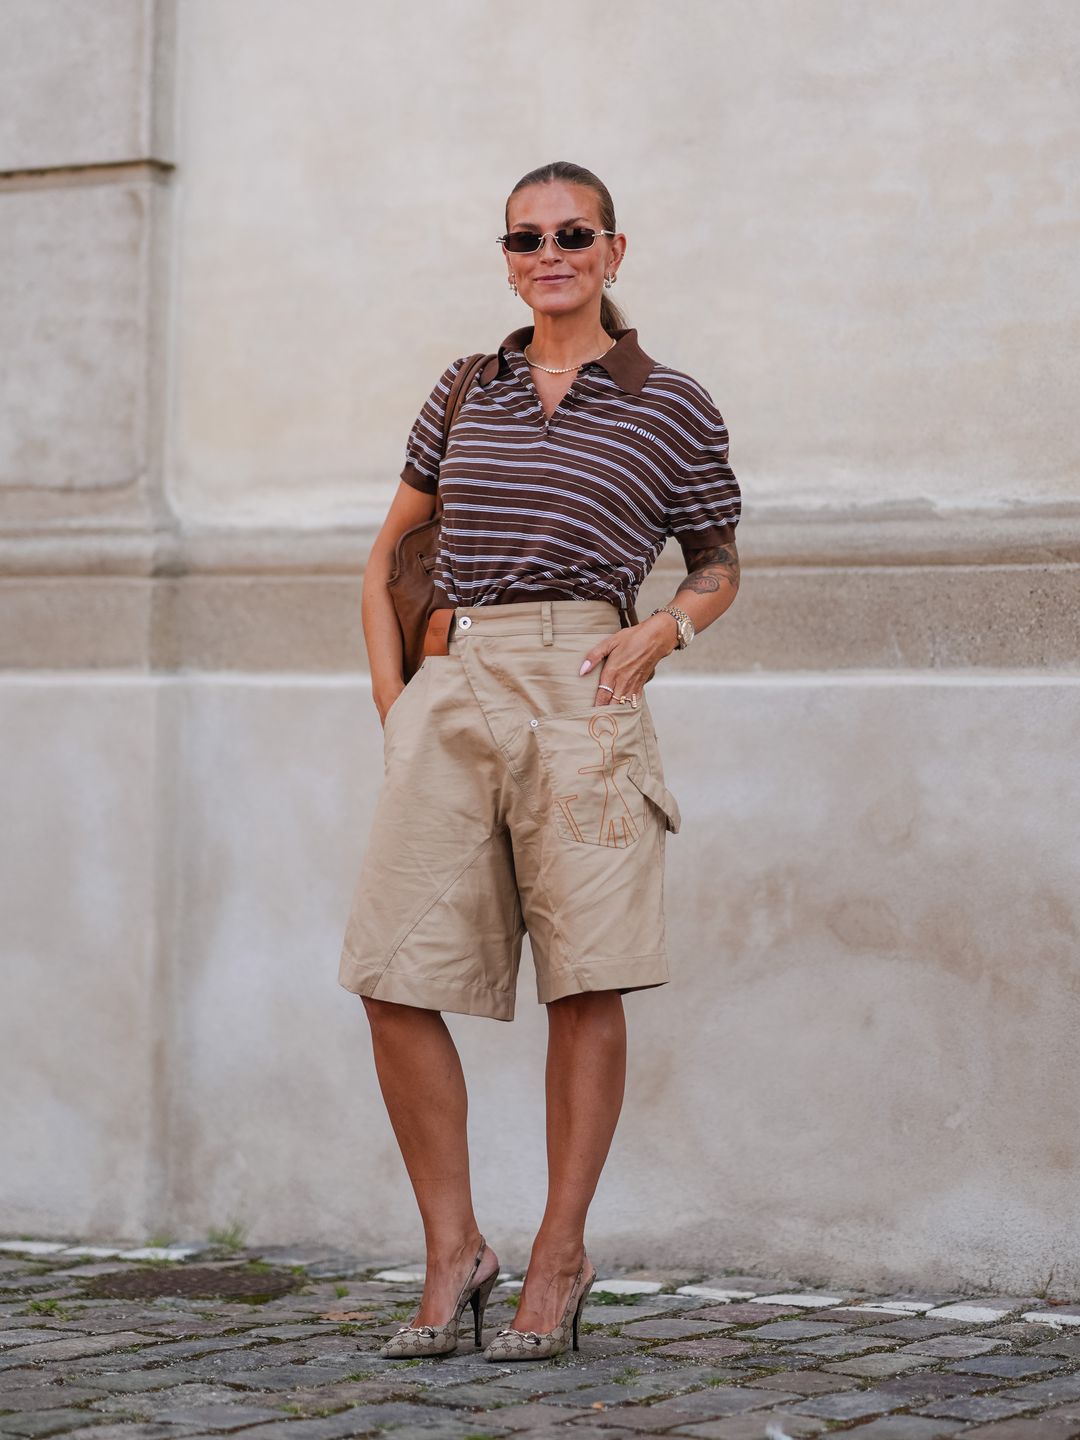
<box><xmin>553</xmin><ymin>712</ymin><xmax>643</xmax><ymax>847</ymax></box>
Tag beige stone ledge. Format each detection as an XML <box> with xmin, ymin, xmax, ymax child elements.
<box><xmin>0</xmin><ymin>160</ymin><xmax>174</xmax><ymax>191</ymax></box>
<box><xmin>5</xmin><ymin>500</ymin><xmax>1080</xmax><ymax>573</ymax></box>
<box><xmin>2</xmin><ymin>511</ymin><xmax>1078</xmax><ymax>672</ymax></box>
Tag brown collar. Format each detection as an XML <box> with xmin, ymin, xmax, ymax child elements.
<box><xmin>478</xmin><ymin>325</ymin><xmax>656</xmax><ymax>395</ymax></box>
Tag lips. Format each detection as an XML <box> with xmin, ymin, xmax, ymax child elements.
<box><xmin>536</xmin><ymin>276</ymin><xmax>572</xmax><ymax>283</ymax></box>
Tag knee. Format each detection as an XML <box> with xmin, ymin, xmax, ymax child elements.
<box><xmin>548</xmin><ymin>989</ymin><xmax>624</xmax><ymax>1037</ymax></box>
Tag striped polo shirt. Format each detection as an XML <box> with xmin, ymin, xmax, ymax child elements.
<box><xmin>399</xmin><ymin>324</ymin><xmax>741</xmax><ymax>616</ymax></box>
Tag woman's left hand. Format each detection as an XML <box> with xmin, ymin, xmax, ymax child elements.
<box><xmin>579</xmin><ymin>615</ymin><xmax>679</xmax><ymax>705</ymax></box>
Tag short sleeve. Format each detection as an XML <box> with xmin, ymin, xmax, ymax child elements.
<box><xmin>664</xmin><ymin>380</ymin><xmax>741</xmax><ymax>551</ymax></box>
<box><xmin>399</xmin><ymin>356</ymin><xmax>469</xmax><ymax>495</ymax></box>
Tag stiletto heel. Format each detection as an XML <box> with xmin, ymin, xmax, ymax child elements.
<box><xmin>379</xmin><ymin>1237</ymin><xmax>498</xmax><ymax>1358</ymax></box>
<box><xmin>571</xmin><ymin>1271</ymin><xmax>595</xmax><ymax>1350</ymax></box>
<box><xmin>482</xmin><ymin>1252</ymin><xmax>597</xmax><ymax>1362</ymax></box>
<box><xmin>470</xmin><ymin>1267</ymin><xmax>499</xmax><ymax>1346</ymax></box>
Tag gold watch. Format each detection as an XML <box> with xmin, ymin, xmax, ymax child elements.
<box><xmin>651</xmin><ymin>604</ymin><xmax>695</xmax><ymax>650</ymax></box>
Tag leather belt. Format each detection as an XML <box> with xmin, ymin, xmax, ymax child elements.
<box><xmin>422</xmin><ymin>606</ymin><xmax>456</xmax><ymax>658</ymax></box>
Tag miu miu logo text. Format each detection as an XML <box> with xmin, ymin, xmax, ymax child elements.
<box><xmin>615</xmin><ymin>421</ymin><xmax>653</xmax><ymax>438</ymax></box>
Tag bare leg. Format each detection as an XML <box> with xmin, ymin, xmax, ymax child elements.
<box><xmin>510</xmin><ymin>990</ymin><xmax>626</xmax><ymax>1333</ymax></box>
<box><xmin>361</xmin><ymin>996</ymin><xmax>499</xmax><ymax>1322</ymax></box>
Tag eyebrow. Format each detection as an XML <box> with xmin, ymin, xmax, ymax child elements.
<box><xmin>510</xmin><ymin>216</ymin><xmax>593</xmax><ymax>231</ymax></box>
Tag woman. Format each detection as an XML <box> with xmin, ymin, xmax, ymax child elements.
<box><xmin>338</xmin><ymin>161</ymin><xmax>741</xmax><ymax>1362</ymax></box>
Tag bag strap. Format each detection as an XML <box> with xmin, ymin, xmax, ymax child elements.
<box><xmin>433</xmin><ymin>352</ymin><xmax>495</xmax><ymax>520</ymax></box>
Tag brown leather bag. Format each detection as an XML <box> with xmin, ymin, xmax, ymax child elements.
<box><xmin>386</xmin><ymin>352</ymin><xmax>493</xmax><ymax>681</ymax></box>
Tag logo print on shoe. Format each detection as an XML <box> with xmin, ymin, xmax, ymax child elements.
<box><xmin>552</xmin><ymin>712</ymin><xmax>642</xmax><ymax>847</ymax></box>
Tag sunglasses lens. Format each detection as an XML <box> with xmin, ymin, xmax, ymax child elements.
<box><xmin>502</xmin><ymin>229</ymin><xmax>599</xmax><ymax>252</ymax></box>
<box><xmin>555</xmin><ymin>228</ymin><xmax>596</xmax><ymax>250</ymax></box>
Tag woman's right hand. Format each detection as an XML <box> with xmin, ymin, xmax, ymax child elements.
<box><xmin>375</xmin><ymin>681</ymin><xmax>406</xmax><ymax>728</ymax></box>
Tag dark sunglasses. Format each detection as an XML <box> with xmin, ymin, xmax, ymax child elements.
<box><xmin>497</xmin><ymin>227</ymin><xmax>616</xmax><ymax>254</ymax></box>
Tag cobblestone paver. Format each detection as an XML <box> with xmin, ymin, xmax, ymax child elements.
<box><xmin>0</xmin><ymin>1240</ymin><xmax>1078</xmax><ymax>1439</ymax></box>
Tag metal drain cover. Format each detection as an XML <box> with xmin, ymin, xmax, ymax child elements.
<box><xmin>80</xmin><ymin>1264</ymin><xmax>301</xmax><ymax>1301</ymax></box>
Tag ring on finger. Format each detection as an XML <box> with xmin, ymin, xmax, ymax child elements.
<box><xmin>597</xmin><ymin>683</ymin><xmax>615</xmax><ymax>694</ymax></box>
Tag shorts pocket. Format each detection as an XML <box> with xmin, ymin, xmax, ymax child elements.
<box><xmin>531</xmin><ymin>703</ymin><xmax>680</xmax><ymax>846</ymax></box>
<box><xmin>625</xmin><ymin>757</ymin><xmax>681</xmax><ymax>835</ymax></box>
<box><xmin>383</xmin><ymin>659</ymin><xmax>426</xmax><ymax>746</ymax></box>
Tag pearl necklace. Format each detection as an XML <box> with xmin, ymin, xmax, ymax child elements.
<box><xmin>523</xmin><ymin>338</ymin><xmax>617</xmax><ymax>374</ymax></box>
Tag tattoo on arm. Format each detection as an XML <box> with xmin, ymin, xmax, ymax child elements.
<box><xmin>676</xmin><ymin>542</ymin><xmax>740</xmax><ymax>597</ymax></box>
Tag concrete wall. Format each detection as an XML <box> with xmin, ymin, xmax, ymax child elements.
<box><xmin>2</xmin><ymin>0</ymin><xmax>1078</xmax><ymax>1291</ymax></box>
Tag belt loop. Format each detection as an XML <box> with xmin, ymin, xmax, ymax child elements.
<box><xmin>541</xmin><ymin>599</ymin><xmax>554</xmax><ymax>646</ymax></box>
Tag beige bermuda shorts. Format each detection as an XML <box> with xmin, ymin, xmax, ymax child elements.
<box><xmin>338</xmin><ymin>598</ymin><xmax>682</xmax><ymax>1022</ymax></box>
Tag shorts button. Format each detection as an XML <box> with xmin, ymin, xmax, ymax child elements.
<box><xmin>530</xmin><ymin>718</ymin><xmax>539</xmax><ymax>728</ymax></box>
<box><xmin>457</xmin><ymin>615</ymin><xmax>472</xmax><ymax>629</ymax></box>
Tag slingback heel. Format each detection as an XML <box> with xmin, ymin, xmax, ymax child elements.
<box><xmin>379</xmin><ymin>1236</ymin><xmax>498</xmax><ymax>1358</ymax></box>
<box><xmin>482</xmin><ymin>1253</ymin><xmax>597</xmax><ymax>1361</ymax></box>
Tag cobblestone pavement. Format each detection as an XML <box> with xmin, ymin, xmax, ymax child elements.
<box><xmin>2</xmin><ymin>1240</ymin><xmax>1080</xmax><ymax>1440</ymax></box>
